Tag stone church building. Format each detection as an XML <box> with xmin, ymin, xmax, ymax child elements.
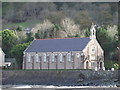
<box><xmin>23</xmin><ymin>25</ymin><xmax>104</xmax><ymax>70</ymax></box>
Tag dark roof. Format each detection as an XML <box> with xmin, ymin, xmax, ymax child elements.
<box><xmin>25</xmin><ymin>37</ymin><xmax>91</xmax><ymax>52</ymax></box>
<box><xmin>5</xmin><ymin>58</ymin><xmax>16</xmax><ymax>63</ymax></box>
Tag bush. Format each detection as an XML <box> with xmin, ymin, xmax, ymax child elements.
<box><xmin>16</xmin><ymin>26</ymin><xmax>23</xmax><ymax>31</ymax></box>
<box><xmin>113</xmin><ymin>63</ymin><xmax>119</xmax><ymax>70</ymax></box>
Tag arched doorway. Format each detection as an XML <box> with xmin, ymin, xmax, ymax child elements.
<box><xmin>86</xmin><ymin>61</ymin><xmax>89</xmax><ymax>69</ymax></box>
<box><xmin>100</xmin><ymin>62</ymin><xmax>103</xmax><ymax>69</ymax></box>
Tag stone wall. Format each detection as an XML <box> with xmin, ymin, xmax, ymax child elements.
<box><xmin>2</xmin><ymin>70</ymin><xmax>119</xmax><ymax>86</ymax></box>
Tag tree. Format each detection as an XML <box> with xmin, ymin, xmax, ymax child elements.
<box><xmin>25</xmin><ymin>32</ymin><xmax>34</xmax><ymax>43</ymax></box>
<box><xmin>96</xmin><ymin>27</ymin><xmax>118</xmax><ymax>60</ymax></box>
<box><xmin>16</xmin><ymin>26</ymin><xmax>23</xmax><ymax>31</ymax></box>
<box><xmin>35</xmin><ymin>30</ymin><xmax>41</xmax><ymax>39</ymax></box>
<box><xmin>61</xmin><ymin>17</ymin><xmax>80</xmax><ymax>37</ymax></box>
<box><xmin>11</xmin><ymin>42</ymin><xmax>31</xmax><ymax>69</ymax></box>
<box><xmin>118</xmin><ymin>25</ymin><xmax>120</xmax><ymax>69</ymax></box>
<box><xmin>74</xmin><ymin>11</ymin><xmax>94</xmax><ymax>30</ymax></box>
<box><xmin>0</xmin><ymin>30</ymin><xmax>18</xmax><ymax>57</ymax></box>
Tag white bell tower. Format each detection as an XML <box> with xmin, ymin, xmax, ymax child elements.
<box><xmin>90</xmin><ymin>24</ymin><xmax>96</xmax><ymax>39</ymax></box>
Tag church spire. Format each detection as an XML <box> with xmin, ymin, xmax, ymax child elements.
<box><xmin>90</xmin><ymin>23</ymin><xmax>96</xmax><ymax>39</ymax></box>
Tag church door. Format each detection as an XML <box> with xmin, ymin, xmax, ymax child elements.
<box><xmin>100</xmin><ymin>62</ymin><xmax>103</xmax><ymax>69</ymax></box>
<box><xmin>86</xmin><ymin>61</ymin><xmax>89</xmax><ymax>69</ymax></box>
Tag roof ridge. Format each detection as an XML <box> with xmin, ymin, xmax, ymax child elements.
<box><xmin>36</xmin><ymin>37</ymin><xmax>90</xmax><ymax>40</ymax></box>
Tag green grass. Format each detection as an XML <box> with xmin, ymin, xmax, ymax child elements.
<box><xmin>104</xmin><ymin>60</ymin><xmax>118</xmax><ymax>69</ymax></box>
<box><xmin>3</xmin><ymin>20</ymin><xmax>41</xmax><ymax>30</ymax></box>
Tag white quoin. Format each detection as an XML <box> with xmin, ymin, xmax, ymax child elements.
<box><xmin>90</xmin><ymin>24</ymin><xmax>96</xmax><ymax>39</ymax></box>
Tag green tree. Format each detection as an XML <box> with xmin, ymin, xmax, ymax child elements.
<box><xmin>11</xmin><ymin>42</ymin><xmax>31</xmax><ymax>69</ymax></box>
<box><xmin>84</xmin><ymin>29</ymin><xmax>90</xmax><ymax>37</ymax></box>
<box><xmin>35</xmin><ymin>30</ymin><xmax>41</xmax><ymax>39</ymax></box>
<box><xmin>0</xmin><ymin>30</ymin><xmax>18</xmax><ymax>57</ymax></box>
<box><xmin>16</xmin><ymin>26</ymin><xmax>23</xmax><ymax>31</ymax></box>
<box><xmin>96</xmin><ymin>27</ymin><xmax>117</xmax><ymax>59</ymax></box>
<box><xmin>25</xmin><ymin>32</ymin><xmax>34</xmax><ymax>42</ymax></box>
<box><xmin>118</xmin><ymin>25</ymin><xmax>120</xmax><ymax>69</ymax></box>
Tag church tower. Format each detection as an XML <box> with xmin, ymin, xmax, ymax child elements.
<box><xmin>90</xmin><ymin>24</ymin><xmax>96</xmax><ymax>39</ymax></box>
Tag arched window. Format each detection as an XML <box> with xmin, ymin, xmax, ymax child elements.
<box><xmin>59</xmin><ymin>53</ymin><xmax>63</xmax><ymax>62</ymax></box>
<box><xmin>91</xmin><ymin>45</ymin><xmax>96</xmax><ymax>54</ymax></box>
<box><xmin>51</xmin><ymin>54</ymin><xmax>54</xmax><ymax>62</ymax></box>
<box><xmin>28</xmin><ymin>54</ymin><xmax>31</xmax><ymax>62</ymax></box>
<box><xmin>67</xmin><ymin>53</ymin><xmax>71</xmax><ymax>61</ymax></box>
<box><xmin>76</xmin><ymin>53</ymin><xmax>80</xmax><ymax>58</ymax></box>
<box><xmin>43</xmin><ymin>53</ymin><xmax>46</xmax><ymax>63</ymax></box>
<box><xmin>36</xmin><ymin>54</ymin><xmax>39</xmax><ymax>62</ymax></box>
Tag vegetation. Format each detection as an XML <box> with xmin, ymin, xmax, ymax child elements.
<box><xmin>104</xmin><ymin>60</ymin><xmax>119</xmax><ymax>69</ymax></box>
<box><xmin>2</xmin><ymin>2</ymin><xmax>118</xmax><ymax>29</ymax></box>
<box><xmin>1</xmin><ymin>2</ymin><xmax>119</xmax><ymax>69</ymax></box>
<box><xmin>10</xmin><ymin>42</ymin><xmax>31</xmax><ymax>69</ymax></box>
<box><xmin>113</xmin><ymin>63</ymin><xmax>119</xmax><ymax>70</ymax></box>
<box><xmin>0</xmin><ymin>30</ymin><xmax>18</xmax><ymax>57</ymax></box>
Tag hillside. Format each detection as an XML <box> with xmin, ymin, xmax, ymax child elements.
<box><xmin>2</xmin><ymin>2</ymin><xmax>118</xmax><ymax>30</ymax></box>
<box><xmin>1</xmin><ymin>2</ymin><xmax>119</xmax><ymax>69</ymax></box>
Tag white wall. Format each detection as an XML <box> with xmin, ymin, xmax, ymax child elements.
<box><xmin>0</xmin><ymin>48</ymin><xmax>5</xmax><ymax>67</ymax></box>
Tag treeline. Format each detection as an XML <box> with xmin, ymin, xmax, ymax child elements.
<box><xmin>2</xmin><ymin>2</ymin><xmax>118</xmax><ymax>29</ymax></box>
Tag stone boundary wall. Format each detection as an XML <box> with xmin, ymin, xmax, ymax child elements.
<box><xmin>1</xmin><ymin>70</ymin><xmax>119</xmax><ymax>86</ymax></box>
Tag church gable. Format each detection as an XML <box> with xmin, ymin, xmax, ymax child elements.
<box><xmin>82</xmin><ymin>39</ymin><xmax>104</xmax><ymax>58</ymax></box>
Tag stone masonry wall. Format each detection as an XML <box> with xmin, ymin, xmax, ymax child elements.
<box><xmin>2</xmin><ymin>70</ymin><xmax>119</xmax><ymax>86</ymax></box>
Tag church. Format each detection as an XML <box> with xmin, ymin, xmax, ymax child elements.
<box><xmin>23</xmin><ymin>24</ymin><xmax>104</xmax><ymax>70</ymax></box>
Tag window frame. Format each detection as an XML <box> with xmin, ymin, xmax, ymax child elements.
<box><xmin>67</xmin><ymin>53</ymin><xmax>71</xmax><ymax>62</ymax></box>
<box><xmin>59</xmin><ymin>53</ymin><xmax>63</xmax><ymax>63</ymax></box>
<box><xmin>36</xmin><ymin>54</ymin><xmax>39</xmax><ymax>62</ymax></box>
<box><xmin>51</xmin><ymin>54</ymin><xmax>55</xmax><ymax>62</ymax></box>
<box><xmin>28</xmin><ymin>54</ymin><xmax>31</xmax><ymax>62</ymax></box>
<box><xmin>43</xmin><ymin>53</ymin><xmax>46</xmax><ymax>63</ymax></box>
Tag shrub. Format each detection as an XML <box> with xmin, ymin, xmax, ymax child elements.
<box><xmin>113</xmin><ymin>63</ymin><xmax>119</xmax><ymax>70</ymax></box>
<box><xmin>16</xmin><ymin>26</ymin><xmax>23</xmax><ymax>31</ymax></box>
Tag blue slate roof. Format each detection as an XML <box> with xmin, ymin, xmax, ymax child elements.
<box><xmin>25</xmin><ymin>37</ymin><xmax>91</xmax><ymax>52</ymax></box>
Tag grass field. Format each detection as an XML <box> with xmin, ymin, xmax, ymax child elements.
<box><xmin>3</xmin><ymin>20</ymin><xmax>41</xmax><ymax>30</ymax></box>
